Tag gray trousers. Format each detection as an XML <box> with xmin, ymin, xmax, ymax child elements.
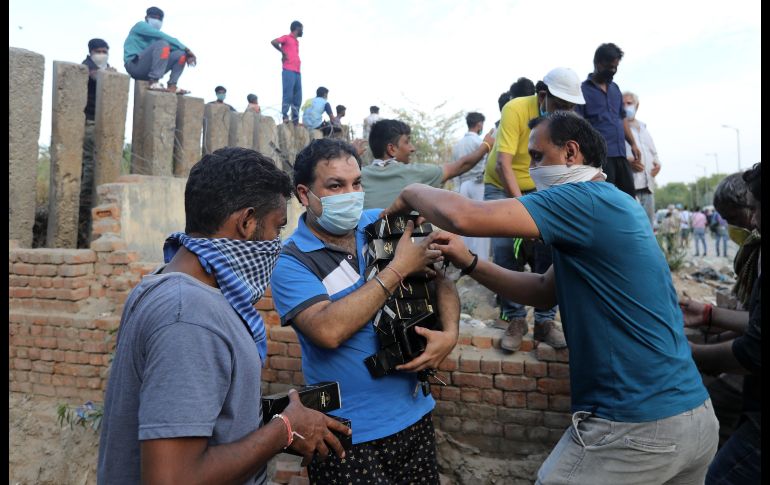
<box><xmin>537</xmin><ymin>399</ymin><xmax>718</xmax><ymax>485</ymax></box>
<box><xmin>124</xmin><ymin>39</ymin><xmax>186</xmax><ymax>85</ymax></box>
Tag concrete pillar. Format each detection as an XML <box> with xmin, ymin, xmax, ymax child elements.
<box><xmin>229</xmin><ymin>111</ymin><xmax>257</xmax><ymax>149</ymax></box>
<box><xmin>130</xmin><ymin>80</ymin><xmax>149</xmax><ymax>172</ymax></box>
<box><xmin>276</xmin><ymin>123</ymin><xmax>296</xmax><ymax>173</ymax></box>
<box><xmin>203</xmin><ymin>103</ymin><xmax>230</xmax><ymax>154</ymax></box>
<box><xmin>140</xmin><ymin>91</ymin><xmax>177</xmax><ymax>176</ymax></box>
<box><xmin>292</xmin><ymin>124</ymin><xmax>311</xmax><ymax>157</ymax></box>
<box><xmin>309</xmin><ymin>129</ymin><xmax>324</xmax><ymax>141</ymax></box>
<box><xmin>174</xmin><ymin>96</ymin><xmax>204</xmax><ymax>177</ymax></box>
<box><xmin>9</xmin><ymin>47</ymin><xmax>45</xmax><ymax>247</ymax></box>
<box><xmin>253</xmin><ymin>115</ymin><xmax>282</xmax><ymax>169</ymax></box>
<box><xmin>93</xmin><ymin>70</ymin><xmax>130</xmax><ymax>187</ymax></box>
<box><xmin>46</xmin><ymin>61</ymin><xmax>89</xmax><ymax>248</ymax></box>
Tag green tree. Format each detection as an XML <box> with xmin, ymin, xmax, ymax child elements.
<box><xmin>655</xmin><ymin>173</ymin><xmax>729</xmax><ymax>210</ymax></box>
<box><xmin>389</xmin><ymin>102</ymin><xmax>464</xmax><ymax>165</ymax></box>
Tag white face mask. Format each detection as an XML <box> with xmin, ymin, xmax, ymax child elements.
<box><xmin>529</xmin><ymin>164</ymin><xmax>606</xmax><ymax>191</ymax></box>
<box><xmin>624</xmin><ymin>104</ymin><xmax>636</xmax><ymax>119</ymax></box>
<box><xmin>91</xmin><ymin>53</ymin><xmax>109</xmax><ymax>69</ymax></box>
<box><xmin>147</xmin><ymin>18</ymin><xmax>163</xmax><ymax>30</ymax></box>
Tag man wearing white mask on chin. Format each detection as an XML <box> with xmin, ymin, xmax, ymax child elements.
<box><xmin>271</xmin><ymin>138</ymin><xmax>461</xmax><ymax>483</ymax></box>
<box><xmin>623</xmin><ymin>91</ymin><xmax>661</xmax><ymax>227</ymax></box>
<box><xmin>383</xmin><ymin>111</ymin><xmax>718</xmax><ymax>484</ymax></box>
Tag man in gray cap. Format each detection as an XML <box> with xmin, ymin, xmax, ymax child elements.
<box><xmin>123</xmin><ymin>6</ymin><xmax>196</xmax><ymax>94</ymax></box>
<box><xmin>481</xmin><ymin>67</ymin><xmax>585</xmax><ymax>353</ymax></box>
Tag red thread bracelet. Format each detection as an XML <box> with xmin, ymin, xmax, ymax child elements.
<box><xmin>702</xmin><ymin>304</ymin><xmax>713</xmax><ymax>330</ymax></box>
<box><xmin>272</xmin><ymin>413</ymin><xmax>293</xmax><ymax>448</ymax></box>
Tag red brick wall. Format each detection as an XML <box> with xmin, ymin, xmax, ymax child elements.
<box><xmin>9</xmin><ymin>241</ymin><xmax>572</xmax><ymax>455</ymax></box>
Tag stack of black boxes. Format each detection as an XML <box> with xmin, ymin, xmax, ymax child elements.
<box><xmin>362</xmin><ymin>214</ymin><xmax>442</xmax><ymax>395</ymax></box>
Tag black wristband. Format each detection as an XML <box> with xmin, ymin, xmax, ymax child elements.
<box><xmin>460</xmin><ymin>251</ymin><xmax>479</xmax><ymax>276</ymax></box>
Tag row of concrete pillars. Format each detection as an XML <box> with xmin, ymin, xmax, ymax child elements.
<box><xmin>9</xmin><ymin>47</ymin><xmax>339</xmax><ymax>249</ymax></box>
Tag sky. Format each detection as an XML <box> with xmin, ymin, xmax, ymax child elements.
<box><xmin>9</xmin><ymin>0</ymin><xmax>761</xmax><ymax>187</ymax></box>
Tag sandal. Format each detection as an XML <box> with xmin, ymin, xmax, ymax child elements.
<box><xmin>147</xmin><ymin>82</ymin><xmax>166</xmax><ymax>91</ymax></box>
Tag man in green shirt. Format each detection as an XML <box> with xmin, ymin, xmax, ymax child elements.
<box><xmin>362</xmin><ymin>119</ymin><xmax>492</xmax><ymax>210</ymax></box>
<box><xmin>123</xmin><ymin>6</ymin><xmax>196</xmax><ymax>94</ymax></box>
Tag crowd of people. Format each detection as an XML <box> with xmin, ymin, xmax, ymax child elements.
<box><xmin>86</xmin><ymin>7</ymin><xmax>761</xmax><ymax>484</ymax></box>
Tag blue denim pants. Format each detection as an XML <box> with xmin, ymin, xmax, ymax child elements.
<box><xmin>281</xmin><ymin>69</ymin><xmax>301</xmax><ymax>122</ymax></box>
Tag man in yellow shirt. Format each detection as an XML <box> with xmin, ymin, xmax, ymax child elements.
<box><xmin>482</xmin><ymin>67</ymin><xmax>584</xmax><ymax>352</ymax></box>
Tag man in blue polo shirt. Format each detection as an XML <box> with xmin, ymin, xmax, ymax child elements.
<box><xmin>270</xmin><ymin>138</ymin><xmax>460</xmax><ymax>483</ymax></box>
<box><xmin>383</xmin><ymin>112</ymin><xmax>717</xmax><ymax>484</ymax></box>
<box><xmin>575</xmin><ymin>43</ymin><xmax>642</xmax><ymax>197</ymax></box>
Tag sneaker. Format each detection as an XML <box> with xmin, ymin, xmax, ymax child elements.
<box><xmin>534</xmin><ymin>320</ymin><xmax>567</xmax><ymax>349</ymax></box>
<box><xmin>500</xmin><ymin>317</ymin><xmax>528</xmax><ymax>352</ymax></box>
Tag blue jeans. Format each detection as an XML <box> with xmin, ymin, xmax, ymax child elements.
<box><xmin>537</xmin><ymin>400</ymin><xmax>719</xmax><ymax>485</ymax></box>
<box><xmin>693</xmin><ymin>228</ymin><xmax>707</xmax><ymax>256</ymax></box>
<box><xmin>484</xmin><ymin>184</ymin><xmax>557</xmax><ymax>323</ymax></box>
<box><xmin>281</xmin><ymin>69</ymin><xmax>302</xmax><ymax>122</ymax></box>
<box><xmin>706</xmin><ymin>420</ymin><xmax>761</xmax><ymax>484</ymax></box>
<box><xmin>714</xmin><ymin>230</ymin><xmax>728</xmax><ymax>257</ymax></box>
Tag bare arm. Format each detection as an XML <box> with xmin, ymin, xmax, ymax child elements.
<box><xmin>434</xmin><ymin>233</ymin><xmax>557</xmax><ymax>309</ymax></box>
<box><xmin>623</xmin><ymin>118</ymin><xmax>641</xmax><ymax>162</ymax></box>
<box><xmin>383</xmin><ymin>183</ymin><xmax>540</xmax><ymax>239</ymax></box>
<box><xmin>141</xmin><ymin>390</ymin><xmax>351</xmax><ymax>483</ymax></box>
<box><xmin>679</xmin><ymin>297</ymin><xmax>750</xmax><ymax>334</ymax></box>
<box><xmin>441</xmin><ymin>131</ymin><xmax>494</xmax><ymax>182</ymax></box>
<box><xmin>270</xmin><ymin>38</ymin><xmax>283</xmax><ymax>52</ymax></box>
<box><xmin>689</xmin><ymin>341</ymin><xmax>748</xmax><ymax>375</ymax></box>
<box><xmin>495</xmin><ymin>151</ymin><xmax>523</xmax><ymax>197</ymax></box>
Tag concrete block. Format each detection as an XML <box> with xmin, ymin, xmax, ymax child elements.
<box><xmin>253</xmin><ymin>115</ymin><xmax>281</xmax><ymax>166</ymax></box>
<box><xmin>130</xmin><ymin>80</ymin><xmax>149</xmax><ymax>172</ymax></box>
<box><xmin>9</xmin><ymin>47</ymin><xmax>45</xmax><ymax>247</ymax></box>
<box><xmin>203</xmin><ymin>103</ymin><xmax>231</xmax><ymax>154</ymax></box>
<box><xmin>140</xmin><ymin>91</ymin><xmax>177</xmax><ymax>176</ymax></box>
<box><xmin>229</xmin><ymin>110</ymin><xmax>257</xmax><ymax>148</ymax></box>
<box><xmin>93</xmin><ymin>70</ymin><xmax>130</xmax><ymax>187</ymax></box>
<box><xmin>46</xmin><ymin>61</ymin><xmax>89</xmax><ymax>248</ymax></box>
<box><xmin>173</xmin><ymin>96</ymin><xmax>204</xmax><ymax>177</ymax></box>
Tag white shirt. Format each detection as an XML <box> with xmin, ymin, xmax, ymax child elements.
<box><xmin>451</xmin><ymin>131</ymin><xmax>486</xmax><ymax>186</ymax></box>
<box><xmin>625</xmin><ymin>119</ymin><xmax>660</xmax><ymax>192</ymax></box>
<box><xmin>363</xmin><ymin>114</ymin><xmax>382</xmax><ymax>139</ymax></box>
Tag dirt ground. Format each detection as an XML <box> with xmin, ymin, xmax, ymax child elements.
<box><xmin>8</xmin><ymin>248</ymin><xmax>737</xmax><ymax>484</ymax></box>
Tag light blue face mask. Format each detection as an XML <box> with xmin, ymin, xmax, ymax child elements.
<box><xmin>308</xmin><ymin>190</ymin><xmax>364</xmax><ymax>235</ymax></box>
<box><xmin>147</xmin><ymin>18</ymin><xmax>163</xmax><ymax>30</ymax></box>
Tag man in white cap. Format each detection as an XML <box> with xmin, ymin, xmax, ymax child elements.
<box><xmin>481</xmin><ymin>67</ymin><xmax>585</xmax><ymax>353</ymax></box>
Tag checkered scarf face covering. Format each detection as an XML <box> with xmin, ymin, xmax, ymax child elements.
<box><xmin>163</xmin><ymin>232</ymin><xmax>282</xmax><ymax>363</ymax></box>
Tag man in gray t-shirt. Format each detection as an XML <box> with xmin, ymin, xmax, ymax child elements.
<box><xmin>98</xmin><ymin>147</ymin><xmax>349</xmax><ymax>484</ymax></box>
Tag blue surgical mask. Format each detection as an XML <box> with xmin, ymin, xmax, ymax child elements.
<box><xmin>147</xmin><ymin>18</ymin><xmax>163</xmax><ymax>30</ymax></box>
<box><xmin>625</xmin><ymin>105</ymin><xmax>636</xmax><ymax>119</ymax></box>
<box><xmin>216</xmin><ymin>93</ymin><xmax>226</xmax><ymax>101</ymax></box>
<box><xmin>308</xmin><ymin>190</ymin><xmax>364</xmax><ymax>235</ymax></box>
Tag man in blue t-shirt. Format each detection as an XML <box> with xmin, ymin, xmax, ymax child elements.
<box><xmin>270</xmin><ymin>138</ymin><xmax>460</xmax><ymax>483</ymax></box>
<box><xmin>382</xmin><ymin>111</ymin><xmax>717</xmax><ymax>484</ymax></box>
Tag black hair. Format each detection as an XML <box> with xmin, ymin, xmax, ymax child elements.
<box><xmin>742</xmin><ymin>162</ymin><xmax>761</xmax><ymax>202</ymax></box>
<box><xmin>293</xmin><ymin>139</ymin><xmax>361</xmax><ymax>199</ymax></box>
<box><xmin>184</xmin><ymin>147</ymin><xmax>291</xmax><ymax>236</ymax></box>
<box><xmin>290</xmin><ymin>20</ymin><xmax>303</xmax><ymax>32</ymax></box>
<box><xmin>215</xmin><ymin>85</ymin><xmax>226</xmax><ymax>93</ymax></box>
<box><xmin>368</xmin><ymin>119</ymin><xmax>411</xmax><ymax>159</ymax></box>
<box><xmin>498</xmin><ymin>91</ymin><xmax>513</xmax><ymax>112</ymax></box>
<box><xmin>594</xmin><ymin>43</ymin><xmax>624</xmax><ymax>64</ymax></box>
<box><xmin>466</xmin><ymin>112</ymin><xmax>485</xmax><ymax>129</ymax></box>
<box><xmin>88</xmin><ymin>38</ymin><xmax>109</xmax><ymax>52</ymax></box>
<box><xmin>713</xmin><ymin>173</ymin><xmax>751</xmax><ymax>217</ymax></box>
<box><xmin>528</xmin><ymin>111</ymin><xmax>607</xmax><ymax>168</ymax></box>
<box><xmin>370</xmin><ymin>106</ymin><xmax>380</xmax><ymax>114</ymax></box>
<box><xmin>535</xmin><ymin>80</ymin><xmax>547</xmax><ymax>93</ymax></box>
<box><xmin>509</xmin><ymin>77</ymin><xmax>535</xmax><ymax>99</ymax></box>
<box><xmin>336</xmin><ymin>105</ymin><xmax>346</xmax><ymax>114</ymax></box>
<box><xmin>316</xmin><ymin>86</ymin><xmax>329</xmax><ymax>98</ymax></box>
<box><xmin>247</xmin><ymin>94</ymin><xmax>258</xmax><ymax>103</ymax></box>
<box><xmin>146</xmin><ymin>6</ymin><xmax>164</xmax><ymax>19</ymax></box>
